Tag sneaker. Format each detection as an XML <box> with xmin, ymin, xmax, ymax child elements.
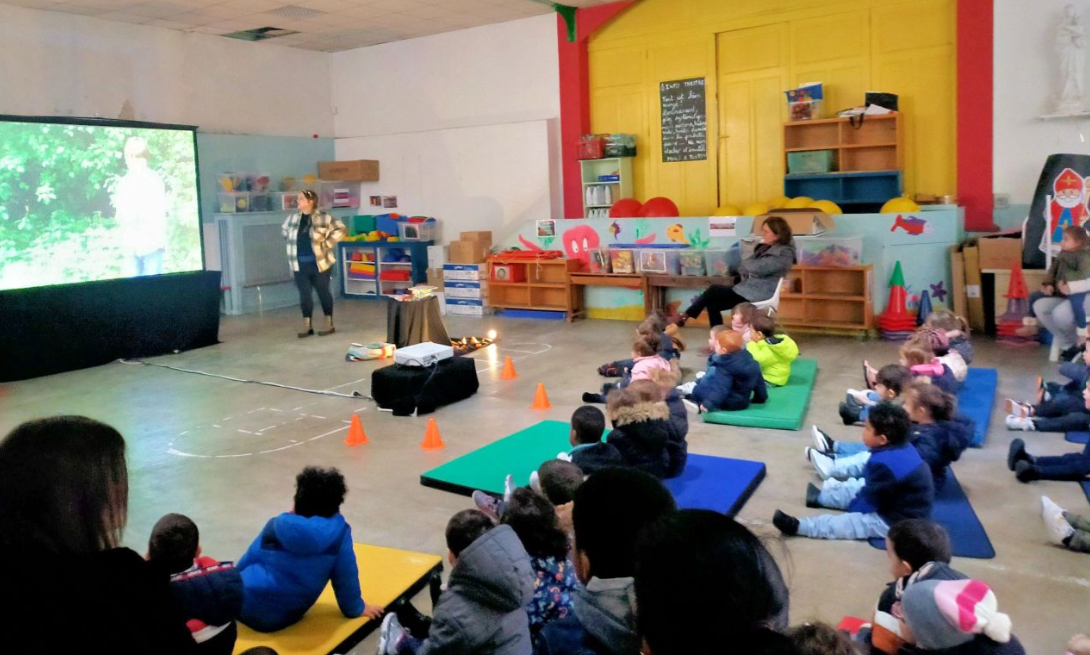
<box><xmin>1004</xmin><ymin>399</ymin><xmax>1032</xmax><ymax>418</ymax></box>
<box><xmin>839</xmin><ymin>401</ymin><xmax>862</xmax><ymax>426</ymax></box>
<box><xmin>1041</xmin><ymin>496</ymin><xmax>1075</xmax><ymax>546</ymax></box>
<box><xmin>846</xmin><ymin>389</ymin><xmax>872</xmax><ymax>405</ymax></box>
<box><xmin>1005</xmin><ymin>415</ymin><xmax>1036</xmax><ymax>431</ymax></box>
<box><xmin>772</xmin><ymin>510</ymin><xmax>799</xmax><ymax>536</ymax></box>
<box><xmin>805</xmin><ymin>482</ymin><xmax>822</xmax><ymax>508</ymax></box>
<box><xmin>676</xmin><ymin>381</ymin><xmax>697</xmax><ymax>395</ymax></box>
<box><xmin>597</xmin><ymin>363</ymin><xmax>620</xmax><ymax>377</ymax></box>
<box><xmin>682</xmin><ymin>398</ymin><xmax>701</xmax><ymax>414</ymax></box>
<box><xmin>695</xmin><ymin>371</ymin><xmax>705</xmax><ymax>380</ymax></box>
<box><xmin>1007</xmin><ymin>438</ymin><xmax>1030</xmax><ymax>471</ymax></box>
<box><xmin>1061</xmin><ymin>343</ymin><xmax>1084</xmax><ymax>362</ymax></box>
<box><xmin>1014</xmin><ymin>460</ymin><xmax>1039</xmax><ymax>483</ymax></box>
<box><xmin>582</xmin><ymin>392</ymin><xmax>601</xmax><ymax>403</ymax></box>
<box><xmin>806</xmin><ymin>448</ymin><xmax>836</xmax><ymax>480</ymax></box>
<box><xmin>504</xmin><ymin>474</ymin><xmax>516</xmax><ymax>503</ymax></box>
<box><xmin>810</xmin><ymin>425</ymin><xmax>835</xmax><ymax>454</ymax></box>
<box><xmin>529</xmin><ymin>470</ymin><xmax>541</xmax><ymax>495</ymax></box>
<box><xmin>377</xmin><ymin>611</ymin><xmax>405</xmax><ymax>655</ymax></box>
<box><xmin>472</xmin><ymin>490</ymin><xmax>502</xmax><ymax>520</ymax></box>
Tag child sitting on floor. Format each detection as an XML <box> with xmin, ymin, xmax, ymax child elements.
<box><xmin>531</xmin><ymin>460</ymin><xmax>584</xmax><ymax>537</ymax></box>
<box><xmin>562</xmin><ymin>405</ymin><xmax>622</xmax><ymax>475</ymax></box>
<box><xmin>378</xmin><ymin>510</ymin><xmax>533</xmax><ymax>655</ymax></box>
<box><xmin>899</xmin><ymin>338</ymin><xmax>959</xmax><ymax>395</ymax></box>
<box><xmin>606</xmin><ymin>381</ymin><xmax>672</xmax><ymax>479</ymax></box>
<box><xmin>583</xmin><ymin>334</ymin><xmax>671</xmax><ymax>403</ymax></box>
<box><xmin>918</xmin><ymin>326</ymin><xmax>967</xmax><ymax>386</ymax></box>
<box><xmin>926</xmin><ymin>310</ymin><xmax>974</xmax><ymax>365</ymax></box>
<box><xmin>867</xmin><ymin>519</ymin><xmax>967</xmax><ymax>655</ymax></box>
<box><xmin>238</xmin><ymin>466</ymin><xmax>382</xmax><ymax>633</ymax></box>
<box><xmin>502</xmin><ymin>488</ymin><xmax>579</xmax><ymax>645</ymax></box>
<box><xmin>809</xmin><ymin>382</ymin><xmax>971</xmax><ymax>490</ymax></box>
<box><xmin>651</xmin><ymin>368</ymin><xmax>688</xmax><ymax>478</ymax></box>
<box><xmin>788</xmin><ymin>622</ymin><xmax>855</xmax><ymax>655</ymax></box>
<box><xmin>688</xmin><ymin>330</ymin><xmax>768</xmax><ymax>413</ymax></box>
<box><xmin>676</xmin><ymin>325</ymin><xmax>729</xmax><ymax>396</ymax></box>
<box><xmin>1040</xmin><ymin>496</ymin><xmax>1090</xmax><ymax>555</ymax></box>
<box><xmin>899</xmin><ymin>580</ymin><xmax>1024</xmax><ymax>654</ymax></box>
<box><xmin>1008</xmin><ymin>383</ymin><xmax>1090</xmax><ymax>483</ymax></box>
<box><xmin>1005</xmin><ymin>346</ymin><xmax>1090</xmax><ymax>432</ymax></box>
<box><xmin>597</xmin><ymin>312</ymin><xmax>684</xmax><ymax>378</ymax></box>
<box><xmin>774</xmin><ymin>403</ymin><xmax>933</xmax><ymax>541</ymax></box>
<box><xmin>841</xmin><ymin>364</ymin><xmax>912</xmax><ymax>426</ymax></box>
<box><xmin>730</xmin><ymin>301</ymin><xmax>760</xmax><ymax>344</ymax></box>
<box><xmin>147</xmin><ymin>513</ymin><xmax>244</xmax><ymax>655</ymax></box>
<box><xmin>746</xmin><ymin>314</ymin><xmax>799</xmax><ymax>386</ymax></box>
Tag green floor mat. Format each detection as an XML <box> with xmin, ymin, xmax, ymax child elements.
<box><xmin>701</xmin><ymin>358</ymin><xmax>817</xmax><ymax>431</ymax></box>
<box><xmin>421</xmin><ymin>420</ymin><xmax>573</xmax><ymax>495</ymax></box>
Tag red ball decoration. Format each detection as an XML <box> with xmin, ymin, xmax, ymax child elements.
<box><xmin>638</xmin><ymin>196</ymin><xmax>680</xmax><ymax>218</ymax></box>
<box><xmin>608</xmin><ymin>198</ymin><xmax>643</xmax><ymax>218</ymax></box>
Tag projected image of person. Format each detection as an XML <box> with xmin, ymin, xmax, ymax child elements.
<box><xmin>112</xmin><ymin>137</ymin><xmax>168</xmax><ymax>276</ymax></box>
<box><xmin>283</xmin><ymin>189</ymin><xmax>346</xmax><ymax>338</ymax></box>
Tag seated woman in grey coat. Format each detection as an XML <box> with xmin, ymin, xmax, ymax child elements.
<box><xmin>672</xmin><ymin>216</ymin><xmax>795</xmax><ymax>328</ymax></box>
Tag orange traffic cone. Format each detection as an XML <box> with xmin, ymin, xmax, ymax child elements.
<box><xmin>500</xmin><ymin>356</ymin><xmax>518</xmax><ymax>380</ymax></box>
<box><xmin>344</xmin><ymin>414</ymin><xmax>369</xmax><ymax>446</ymax></box>
<box><xmin>530</xmin><ymin>383</ymin><xmax>552</xmax><ymax>410</ymax></box>
<box><xmin>421</xmin><ymin>417</ymin><xmax>446</xmax><ymax>451</ymax></box>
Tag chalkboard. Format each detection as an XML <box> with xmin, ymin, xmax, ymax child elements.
<box><xmin>660</xmin><ymin>77</ymin><xmax>707</xmax><ymax>163</ymax></box>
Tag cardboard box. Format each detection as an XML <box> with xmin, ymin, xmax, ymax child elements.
<box><xmin>443</xmin><ymin>263</ymin><xmax>485</xmax><ymax>281</ymax></box>
<box><xmin>753</xmin><ymin>209</ymin><xmax>836</xmax><ymax>236</ymax></box>
<box><xmin>950</xmin><ymin>247</ymin><xmax>968</xmax><ymax>321</ymax></box>
<box><xmin>446</xmin><ymin>297</ymin><xmax>493</xmax><ymax>317</ymax></box>
<box><xmin>449</xmin><ymin>240</ymin><xmax>490</xmax><ymax>264</ymax></box>
<box><xmin>427</xmin><ymin>245</ymin><xmax>448</xmax><ymax>268</ymax></box>
<box><xmin>426</xmin><ymin>268</ymin><xmax>444</xmax><ymax>288</ymax></box>
<box><xmin>459</xmin><ymin>231</ymin><xmax>493</xmax><ymax>244</ymax></box>
<box><xmin>976</xmin><ymin>231</ymin><xmax>1023</xmax><ymax>271</ymax></box>
<box><xmin>318</xmin><ymin>160</ymin><xmax>379</xmax><ymax>182</ymax></box>
<box><xmin>962</xmin><ymin>244</ymin><xmax>985</xmax><ymax>332</ymax></box>
<box><xmin>445</xmin><ymin>281</ymin><xmax>489</xmax><ymax>299</ymax></box>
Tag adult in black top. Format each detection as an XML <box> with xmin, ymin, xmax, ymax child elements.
<box><xmin>281</xmin><ymin>189</ymin><xmax>347</xmax><ymax>338</ymax></box>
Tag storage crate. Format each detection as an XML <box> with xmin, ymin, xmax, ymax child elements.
<box><xmin>249</xmin><ymin>193</ymin><xmax>274</xmax><ymax>212</ymax></box>
<box><xmin>247</xmin><ymin>173</ymin><xmax>272</xmax><ymax>193</ymax></box>
<box><xmin>443</xmin><ymin>263</ymin><xmax>485</xmax><ymax>281</ymax></box>
<box><xmin>398</xmin><ymin>220</ymin><xmax>436</xmax><ymax>241</ymax></box>
<box><xmin>218</xmin><ymin>192</ymin><xmax>250</xmax><ymax>213</ymax></box>
<box><xmin>578</xmin><ymin>134</ymin><xmax>605</xmax><ymax>160</ymax></box>
<box><xmin>703</xmin><ymin>249</ymin><xmax>730</xmax><ymax>277</ymax></box>
<box><xmin>795</xmin><ymin>236</ymin><xmax>863</xmax><ymax>267</ymax></box>
<box><xmin>319</xmin><ymin>181</ymin><xmax>360</xmax><ymax>209</ymax></box>
<box><xmin>637</xmin><ymin>249</ymin><xmax>681</xmax><ymax>275</ymax></box>
<box><xmin>787</xmin><ymin>150</ymin><xmax>836</xmax><ymax>174</ymax></box>
<box><xmin>217</xmin><ymin>173</ymin><xmax>244</xmax><ymax>193</ymax></box>
<box><xmin>609</xmin><ymin>248</ymin><xmax>636</xmax><ymax>274</ymax></box>
<box><xmin>679</xmin><ymin>251</ymin><xmax>705</xmax><ymax>276</ymax></box>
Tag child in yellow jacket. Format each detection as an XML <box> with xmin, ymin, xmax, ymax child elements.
<box><xmin>746</xmin><ymin>314</ymin><xmax>799</xmax><ymax>386</ymax></box>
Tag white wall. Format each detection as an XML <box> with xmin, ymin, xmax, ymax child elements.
<box><xmin>0</xmin><ymin>5</ymin><xmax>333</xmax><ymax>137</ymax></box>
<box><xmin>331</xmin><ymin>15</ymin><xmax>561</xmax><ymax>237</ymax></box>
<box><xmin>994</xmin><ymin>0</ymin><xmax>1090</xmax><ymax>205</ymax></box>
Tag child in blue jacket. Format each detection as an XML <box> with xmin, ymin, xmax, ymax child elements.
<box><xmin>774</xmin><ymin>403</ymin><xmax>934</xmax><ymax>541</ymax></box>
<box><xmin>688</xmin><ymin>330</ymin><xmax>767</xmax><ymax>412</ymax></box>
<box><xmin>238</xmin><ymin>467</ymin><xmax>384</xmax><ymax>632</ymax></box>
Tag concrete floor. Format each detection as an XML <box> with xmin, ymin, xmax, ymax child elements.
<box><xmin>0</xmin><ymin>301</ymin><xmax>1086</xmax><ymax>653</ymax></box>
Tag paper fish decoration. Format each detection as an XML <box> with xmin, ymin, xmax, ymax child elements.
<box><xmin>891</xmin><ymin>215</ymin><xmax>930</xmax><ymax>236</ymax></box>
<box><xmin>666</xmin><ymin>224</ymin><xmax>687</xmax><ymax>244</ymax></box>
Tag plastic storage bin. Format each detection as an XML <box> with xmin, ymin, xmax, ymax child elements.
<box><xmin>247</xmin><ymin>173</ymin><xmax>272</xmax><ymax>193</ymax></box>
<box><xmin>217</xmin><ymin>173</ymin><xmax>244</xmax><ymax>193</ymax></box>
<box><xmin>610</xmin><ymin>248</ymin><xmax>636</xmax><ymax>274</ymax></box>
<box><xmin>218</xmin><ymin>192</ymin><xmax>250</xmax><ymax>213</ymax></box>
<box><xmin>795</xmin><ymin>235</ymin><xmax>863</xmax><ymax>267</ymax></box>
<box><xmin>319</xmin><ymin>181</ymin><xmax>360</xmax><ymax>209</ymax></box>
<box><xmin>637</xmin><ymin>249</ymin><xmax>681</xmax><ymax>275</ymax></box>
<box><xmin>787</xmin><ymin>150</ymin><xmax>836</xmax><ymax>174</ymax></box>
<box><xmin>703</xmin><ymin>249</ymin><xmax>730</xmax><ymax>277</ymax></box>
<box><xmin>249</xmin><ymin>193</ymin><xmax>273</xmax><ymax>212</ymax></box>
<box><xmin>398</xmin><ymin>220</ymin><xmax>436</xmax><ymax>241</ymax></box>
<box><xmin>679</xmin><ymin>251</ymin><xmax>705</xmax><ymax>276</ymax></box>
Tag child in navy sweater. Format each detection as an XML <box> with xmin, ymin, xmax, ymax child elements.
<box><xmin>651</xmin><ymin>368</ymin><xmax>688</xmax><ymax>478</ymax></box>
<box><xmin>687</xmin><ymin>330</ymin><xmax>767</xmax><ymax>412</ymax></box>
<box><xmin>774</xmin><ymin>403</ymin><xmax>933</xmax><ymax>541</ymax></box>
<box><xmin>1005</xmin><ymin>346</ymin><xmax>1090</xmax><ymax>432</ymax></box>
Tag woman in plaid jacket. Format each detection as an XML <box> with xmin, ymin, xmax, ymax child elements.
<box><xmin>282</xmin><ymin>189</ymin><xmax>347</xmax><ymax>337</ymax></box>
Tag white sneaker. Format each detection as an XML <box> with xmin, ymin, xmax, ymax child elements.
<box><xmin>529</xmin><ymin>470</ymin><xmax>541</xmax><ymax>495</ymax></box>
<box><xmin>695</xmin><ymin>371</ymin><xmax>705</xmax><ymax>379</ymax></box>
<box><xmin>1041</xmin><ymin>496</ymin><xmax>1075</xmax><ymax>546</ymax></box>
<box><xmin>846</xmin><ymin>388</ymin><xmax>872</xmax><ymax>405</ymax></box>
<box><xmin>504</xmin><ymin>474</ymin><xmax>516</xmax><ymax>503</ymax></box>
<box><xmin>806</xmin><ymin>447</ymin><xmax>836</xmax><ymax>479</ymax></box>
<box><xmin>377</xmin><ymin>611</ymin><xmax>404</xmax><ymax>655</ymax></box>
<box><xmin>676</xmin><ymin>381</ymin><xmax>697</xmax><ymax>395</ymax></box>
<box><xmin>1004</xmin><ymin>399</ymin><xmax>1032</xmax><ymax>418</ymax></box>
<box><xmin>1005</xmin><ymin>415</ymin><xmax>1036</xmax><ymax>431</ymax></box>
<box><xmin>810</xmin><ymin>425</ymin><xmax>835</xmax><ymax>453</ymax></box>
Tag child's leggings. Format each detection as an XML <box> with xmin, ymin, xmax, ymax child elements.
<box><xmin>1029</xmin><ymin>451</ymin><xmax>1090</xmax><ymax>480</ymax></box>
<box><xmin>1065</xmin><ymin>512</ymin><xmax>1090</xmax><ymax>553</ymax></box>
<box><xmin>1071</xmin><ymin>292</ymin><xmax>1089</xmax><ymax>329</ymax></box>
<box><xmin>1032</xmin><ymin>412</ymin><xmax>1090</xmax><ymax>433</ymax></box>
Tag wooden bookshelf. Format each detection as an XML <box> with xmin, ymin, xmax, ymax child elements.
<box><xmin>778</xmin><ymin>265</ymin><xmax>873</xmax><ymax>334</ymax></box>
<box><xmin>783</xmin><ymin>114</ymin><xmax>903</xmax><ymax>172</ymax></box>
<box><xmin>487</xmin><ymin>256</ymin><xmax>580</xmax><ymax>317</ymax></box>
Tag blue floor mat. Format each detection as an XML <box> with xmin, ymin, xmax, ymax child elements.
<box><xmin>663</xmin><ymin>454</ymin><xmax>765</xmax><ymax>516</ymax></box>
<box><xmin>1067</xmin><ymin>431</ymin><xmax>1090</xmax><ymax>445</ymax></box>
<box><xmin>959</xmin><ymin>368</ymin><xmax>998</xmax><ymax>447</ymax></box>
<box><xmin>868</xmin><ymin>469</ymin><xmax>995</xmax><ymax>559</ymax></box>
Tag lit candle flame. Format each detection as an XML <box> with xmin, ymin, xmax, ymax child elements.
<box><xmin>487</xmin><ymin>329</ymin><xmax>497</xmax><ymax>340</ymax></box>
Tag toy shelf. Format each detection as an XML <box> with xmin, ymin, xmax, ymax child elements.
<box><xmin>487</xmin><ymin>256</ymin><xmax>579</xmax><ymax>317</ymax></box>
<box><xmin>340</xmin><ymin>241</ymin><xmax>432</xmax><ymax>300</ymax></box>
<box><xmin>580</xmin><ymin>157</ymin><xmax>634</xmax><ymax>219</ymax></box>
<box><xmin>778</xmin><ymin>265</ymin><xmax>873</xmax><ymax>334</ymax></box>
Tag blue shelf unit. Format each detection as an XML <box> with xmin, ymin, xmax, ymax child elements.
<box><xmin>784</xmin><ymin>171</ymin><xmax>902</xmax><ymax>208</ymax></box>
<box><xmin>340</xmin><ymin>241</ymin><xmax>432</xmax><ymax>300</ymax></box>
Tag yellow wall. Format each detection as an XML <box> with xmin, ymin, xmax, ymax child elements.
<box><xmin>588</xmin><ymin>0</ymin><xmax>956</xmax><ymax>215</ymax></box>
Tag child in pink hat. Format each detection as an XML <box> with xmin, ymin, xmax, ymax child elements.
<box><xmin>900</xmin><ymin>579</ymin><xmax>1025</xmax><ymax>654</ymax></box>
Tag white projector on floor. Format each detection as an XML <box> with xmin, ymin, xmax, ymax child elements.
<box><xmin>394</xmin><ymin>342</ymin><xmax>454</xmax><ymax>367</ymax></box>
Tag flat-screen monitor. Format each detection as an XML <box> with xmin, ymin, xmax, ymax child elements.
<box><xmin>0</xmin><ymin>116</ymin><xmax>202</xmax><ymax>291</ymax></box>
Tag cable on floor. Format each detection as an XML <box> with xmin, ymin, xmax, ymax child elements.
<box><xmin>118</xmin><ymin>359</ymin><xmax>371</xmax><ymax>399</ymax></box>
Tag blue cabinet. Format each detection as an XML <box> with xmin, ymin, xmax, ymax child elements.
<box><xmin>339</xmin><ymin>241</ymin><xmax>432</xmax><ymax>300</ymax></box>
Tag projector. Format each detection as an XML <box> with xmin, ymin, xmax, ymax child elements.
<box><xmin>394</xmin><ymin>342</ymin><xmax>454</xmax><ymax>367</ymax></box>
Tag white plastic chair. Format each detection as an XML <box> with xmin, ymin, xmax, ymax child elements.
<box><xmin>751</xmin><ymin>277</ymin><xmax>785</xmax><ymax>316</ymax></box>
